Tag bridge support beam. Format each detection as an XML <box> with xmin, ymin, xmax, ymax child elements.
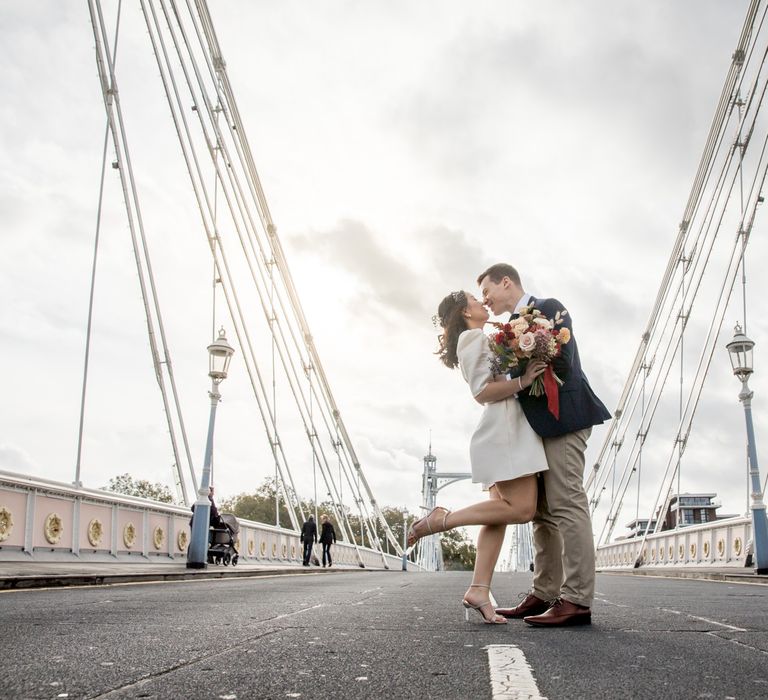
<box><xmin>739</xmin><ymin>384</ymin><xmax>768</xmax><ymax>573</ymax></box>
<box><xmin>727</xmin><ymin>325</ymin><xmax>768</xmax><ymax>574</ymax></box>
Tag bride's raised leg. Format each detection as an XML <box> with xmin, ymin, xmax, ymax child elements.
<box><xmin>446</xmin><ymin>474</ymin><xmax>537</xmax><ymax>529</ymax></box>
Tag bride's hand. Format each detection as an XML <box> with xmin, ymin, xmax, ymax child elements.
<box><xmin>521</xmin><ymin>360</ymin><xmax>547</xmax><ymax>389</ymax></box>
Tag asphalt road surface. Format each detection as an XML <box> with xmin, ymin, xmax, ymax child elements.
<box><xmin>2</xmin><ymin>570</ymin><xmax>767</xmax><ymax>699</ymax></box>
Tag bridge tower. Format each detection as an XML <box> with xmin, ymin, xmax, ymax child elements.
<box><xmin>415</xmin><ymin>442</ymin><xmax>471</xmax><ymax>571</ymax></box>
<box><xmin>416</xmin><ymin>447</ymin><xmax>442</xmax><ymax>571</ymax></box>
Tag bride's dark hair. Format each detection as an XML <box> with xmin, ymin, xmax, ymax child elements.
<box><xmin>435</xmin><ymin>291</ymin><xmax>468</xmax><ymax>369</ymax></box>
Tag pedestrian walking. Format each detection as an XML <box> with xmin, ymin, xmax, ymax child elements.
<box><xmin>319</xmin><ymin>514</ymin><xmax>337</xmax><ymax>567</ymax></box>
<box><xmin>300</xmin><ymin>515</ymin><xmax>317</xmax><ymax>566</ymax></box>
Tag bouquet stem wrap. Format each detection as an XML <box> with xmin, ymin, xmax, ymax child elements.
<box><xmin>543</xmin><ymin>364</ymin><xmax>560</xmax><ymax>420</ymax></box>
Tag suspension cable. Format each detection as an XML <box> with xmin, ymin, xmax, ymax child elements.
<box><xmin>134</xmin><ymin>0</ymin><xmax>392</xmax><ymax>555</ymax></box>
<box><xmin>75</xmin><ymin>0</ymin><xmax>122</xmax><ymax>489</ymax></box>
<box><xmin>594</xmin><ymin>6</ymin><xmax>768</xmax><ymax>544</ymax></box>
<box><xmin>88</xmin><ymin>0</ymin><xmax>196</xmax><ymax>504</ymax></box>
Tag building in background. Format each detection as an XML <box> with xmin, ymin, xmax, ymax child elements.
<box><xmin>618</xmin><ymin>492</ymin><xmax>739</xmax><ymax>539</ymax></box>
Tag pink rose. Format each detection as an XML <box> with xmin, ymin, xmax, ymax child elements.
<box><xmin>518</xmin><ymin>332</ymin><xmax>536</xmax><ymax>353</ymax></box>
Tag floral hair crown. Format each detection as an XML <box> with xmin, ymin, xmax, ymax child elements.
<box><xmin>432</xmin><ymin>290</ymin><xmax>467</xmax><ymax>328</ymax></box>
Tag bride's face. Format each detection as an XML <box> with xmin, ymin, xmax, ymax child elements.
<box><xmin>464</xmin><ymin>294</ymin><xmax>489</xmax><ymax>323</ymax></box>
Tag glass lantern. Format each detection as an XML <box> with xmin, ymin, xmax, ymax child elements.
<box><xmin>726</xmin><ymin>323</ymin><xmax>754</xmax><ymax>380</ymax></box>
<box><xmin>208</xmin><ymin>327</ymin><xmax>235</xmax><ymax>382</ymax></box>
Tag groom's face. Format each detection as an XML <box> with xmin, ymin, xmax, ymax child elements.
<box><xmin>479</xmin><ymin>275</ymin><xmax>514</xmax><ymax>315</ymax></box>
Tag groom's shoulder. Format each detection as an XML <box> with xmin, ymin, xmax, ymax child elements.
<box><xmin>532</xmin><ymin>296</ymin><xmax>567</xmax><ymax>313</ymax></box>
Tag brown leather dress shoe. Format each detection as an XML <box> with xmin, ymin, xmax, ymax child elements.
<box><xmin>523</xmin><ymin>598</ymin><xmax>591</xmax><ymax>627</ymax></box>
<box><xmin>495</xmin><ymin>593</ymin><xmax>551</xmax><ymax>619</ymax></box>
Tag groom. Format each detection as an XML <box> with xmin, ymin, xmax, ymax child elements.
<box><xmin>477</xmin><ymin>263</ymin><xmax>610</xmax><ymax>626</ymax></box>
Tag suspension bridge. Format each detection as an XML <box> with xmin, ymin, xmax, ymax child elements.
<box><xmin>0</xmin><ymin>0</ymin><xmax>766</xmax><ymax>585</ymax></box>
<box><xmin>4</xmin><ymin>3</ymin><xmax>768</xmax><ymax>699</ymax></box>
<box><xmin>1</xmin><ymin>0</ymin><xmax>420</xmax><ymax>573</ymax></box>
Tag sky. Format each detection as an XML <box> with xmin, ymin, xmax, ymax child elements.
<box><xmin>1</xmin><ymin>1</ymin><xmax>766</xmax><ymax>557</ymax></box>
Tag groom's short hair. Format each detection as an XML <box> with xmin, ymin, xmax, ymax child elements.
<box><xmin>477</xmin><ymin>263</ymin><xmax>521</xmax><ymax>287</ymax></box>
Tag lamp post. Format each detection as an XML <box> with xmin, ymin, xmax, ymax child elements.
<box><xmin>402</xmin><ymin>509</ymin><xmax>408</xmax><ymax>572</ymax></box>
<box><xmin>726</xmin><ymin>323</ymin><xmax>768</xmax><ymax>574</ymax></box>
<box><xmin>187</xmin><ymin>328</ymin><xmax>235</xmax><ymax>569</ymax></box>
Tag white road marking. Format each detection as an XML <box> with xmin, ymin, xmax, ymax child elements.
<box><xmin>660</xmin><ymin>607</ymin><xmax>746</xmax><ymax>632</ymax></box>
<box><xmin>596</xmin><ymin>597</ymin><xmax>747</xmax><ymax>632</ymax></box>
<box><xmin>484</xmin><ymin>644</ymin><xmax>547</xmax><ymax>700</ymax></box>
<box><xmin>269</xmin><ymin>603</ymin><xmax>324</xmax><ymax>622</ymax></box>
<box><xmin>593</xmin><ymin>596</ymin><xmax>629</xmax><ymax>608</ymax></box>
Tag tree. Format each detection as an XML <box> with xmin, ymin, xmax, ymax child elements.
<box><xmin>345</xmin><ymin>505</ymin><xmax>411</xmax><ymax>550</ymax></box>
<box><xmin>103</xmin><ymin>473</ymin><xmax>175</xmax><ymax>503</ymax></box>
<box><xmin>220</xmin><ymin>477</ymin><xmax>299</xmax><ymax>527</ymax></box>
<box><xmin>440</xmin><ymin>528</ymin><xmax>477</xmax><ymax>570</ymax></box>
<box><xmin>345</xmin><ymin>506</ymin><xmax>477</xmax><ymax>567</ymax></box>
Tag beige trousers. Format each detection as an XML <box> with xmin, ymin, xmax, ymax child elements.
<box><xmin>531</xmin><ymin>427</ymin><xmax>595</xmax><ymax>608</ymax></box>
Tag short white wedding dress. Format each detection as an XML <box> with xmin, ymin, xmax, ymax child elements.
<box><xmin>457</xmin><ymin>328</ymin><xmax>548</xmax><ymax>489</ymax></box>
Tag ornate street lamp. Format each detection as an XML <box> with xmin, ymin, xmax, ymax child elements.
<box><xmin>187</xmin><ymin>328</ymin><xmax>235</xmax><ymax>569</ymax></box>
<box><xmin>726</xmin><ymin>323</ymin><xmax>768</xmax><ymax>574</ymax></box>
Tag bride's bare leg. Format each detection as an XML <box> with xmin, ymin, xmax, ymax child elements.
<box><xmin>445</xmin><ymin>475</ymin><xmax>538</xmax><ymax>529</ymax></box>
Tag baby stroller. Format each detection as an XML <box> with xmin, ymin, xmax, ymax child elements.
<box><xmin>207</xmin><ymin>513</ymin><xmax>240</xmax><ymax>566</ymax></box>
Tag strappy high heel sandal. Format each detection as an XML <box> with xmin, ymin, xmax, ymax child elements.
<box><xmin>462</xmin><ymin>584</ymin><xmax>507</xmax><ymax>625</ymax></box>
<box><xmin>406</xmin><ymin>506</ymin><xmax>450</xmax><ymax>547</ymax></box>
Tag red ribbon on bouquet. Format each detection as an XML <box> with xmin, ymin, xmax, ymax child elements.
<box><xmin>543</xmin><ymin>364</ymin><xmax>560</xmax><ymax>420</ymax></box>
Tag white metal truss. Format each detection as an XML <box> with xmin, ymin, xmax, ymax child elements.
<box><xmin>86</xmin><ymin>0</ymin><xmax>403</xmax><ymax>562</ymax></box>
<box><xmin>587</xmin><ymin>0</ymin><xmax>768</xmax><ymax>549</ymax></box>
<box><xmin>505</xmin><ymin>524</ymin><xmax>534</xmax><ymax>573</ymax></box>
<box><xmin>86</xmin><ymin>0</ymin><xmax>198</xmax><ymax>504</ymax></box>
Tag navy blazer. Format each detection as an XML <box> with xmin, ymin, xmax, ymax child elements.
<box><xmin>513</xmin><ymin>296</ymin><xmax>610</xmax><ymax>438</ymax></box>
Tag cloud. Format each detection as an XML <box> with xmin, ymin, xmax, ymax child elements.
<box><xmin>291</xmin><ymin>219</ymin><xmax>418</xmax><ymax>315</ymax></box>
<box><xmin>289</xmin><ymin>219</ymin><xmax>491</xmax><ymax>325</ymax></box>
<box><xmin>415</xmin><ymin>225</ymin><xmax>488</xmax><ymax>289</ymax></box>
<box><xmin>1</xmin><ymin>1</ymin><xmax>765</xmax><ymax>538</ymax></box>
<box><xmin>0</xmin><ymin>444</ymin><xmax>37</xmax><ymax>472</ymax></box>
<box><xmin>389</xmin><ymin>1</ymin><xmax>742</xmax><ymax>201</ymax></box>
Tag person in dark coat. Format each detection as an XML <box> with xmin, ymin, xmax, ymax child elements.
<box><xmin>300</xmin><ymin>515</ymin><xmax>317</xmax><ymax>566</ymax></box>
<box><xmin>319</xmin><ymin>514</ymin><xmax>337</xmax><ymax>568</ymax></box>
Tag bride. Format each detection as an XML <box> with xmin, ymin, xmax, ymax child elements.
<box><xmin>408</xmin><ymin>290</ymin><xmax>548</xmax><ymax>624</ymax></box>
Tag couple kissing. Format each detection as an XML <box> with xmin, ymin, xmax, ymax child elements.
<box><xmin>408</xmin><ymin>262</ymin><xmax>610</xmax><ymax>627</ymax></box>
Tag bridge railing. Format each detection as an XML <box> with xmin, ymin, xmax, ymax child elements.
<box><xmin>596</xmin><ymin>516</ymin><xmax>752</xmax><ymax>569</ymax></box>
<box><xmin>0</xmin><ymin>470</ymin><xmax>420</xmax><ymax>571</ymax></box>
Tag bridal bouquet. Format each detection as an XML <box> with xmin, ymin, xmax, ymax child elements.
<box><xmin>488</xmin><ymin>305</ymin><xmax>570</xmax><ymax>418</ymax></box>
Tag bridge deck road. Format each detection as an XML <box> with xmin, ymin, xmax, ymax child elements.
<box><xmin>1</xmin><ymin>570</ymin><xmax>768</xmax><ymax>699</ymax></box>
